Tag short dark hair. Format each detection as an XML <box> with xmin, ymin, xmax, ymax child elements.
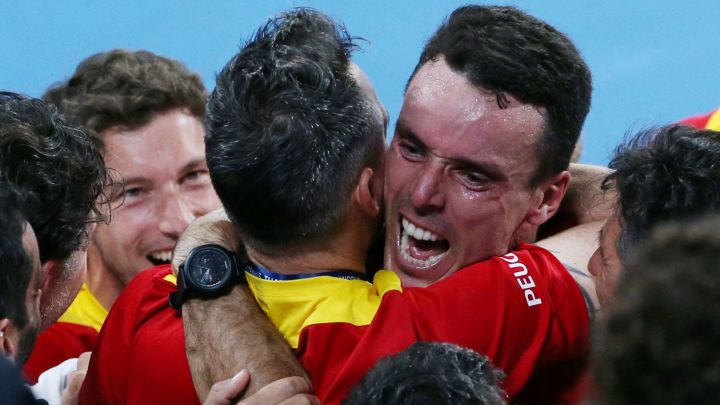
<box><xmin>604</xmin><ymin>125</ymin><xmax>720</xmax><ymax>260</ymax></box>
<box><xmin>43</xmin><ymin>49</ymin><xmax>206</xmax><ymax>134</ymax></box>
<box><xmin>205</xmin><ymin>8</ymin><xmax>385</xmax><ymax>252</ymax></box>
<box><xmin>412</xmin><ymin>5</ymin><xmax>592</xmax><ymax>186</ymax></box>
<box><xmin>0</xmin><ymin>92</ymin><xmax>110</xmax><ymax>263</ymax></box>
<box><xmin>344</xmin><ymin>342</ymin><xmax>506</xmax><ymax>405</ymax></box>
<box><xmin>0</xmin><ymin>180</ymin><xmax>33</xmax><ymax>331</ymax></box>
<box><xmin>594</xmin><ymin>214</ymin><xmax>720</xmax><ymax>404</ymax></box>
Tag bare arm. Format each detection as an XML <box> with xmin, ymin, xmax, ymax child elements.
<box><xmin>173</xmin><ymin>209</ymin><xmax>309</xmax><ymax>401</ymax></box>
<box><xmin>538</xmin><ymin>163</ymin><xmax>615</xmax><ymax>239</ymax></box>
<box><xmin>535</xmin><ymin>164</ymin><xmax>616</xmax><ymax>313</ymax></box>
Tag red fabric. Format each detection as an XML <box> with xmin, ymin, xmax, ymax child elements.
<box><xmin>78</xmin><ymin>265</ymin><xmax>196</xmax><ymax>405</ymax></box>
<box><xmin>299</xmin><ymin>244</ymin><xmax>589</xmax><ymax>403</ymax></box>
<box><xmin>23</xmin><ymin>322</ymin><xmax>98</xmax><ymax>383</ymax></box>
<box><xmin>679</xmin><ymin>110</ymin><xmax>715</xmax><ymax>129</ymax></box>
<box><xmin>79</xmin><ymin>245</ymin><xmax>589</xmax><ymax>404</ymax></box>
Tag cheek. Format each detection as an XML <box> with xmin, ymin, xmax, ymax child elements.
<box><xmin>98</xmin><ymin>208</ymin><xmax>150</xmax><ymax>247</ymax></box>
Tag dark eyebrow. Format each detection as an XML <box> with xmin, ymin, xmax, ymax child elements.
<box><xmin>179</xmin><ymin>158</ymin><xmax>208</xmax><ymax>175</ymax></box>
<box><xmin>395</xmin><ymin>119</ymin><xmax>427</xmax><ymax>150</ymax></box>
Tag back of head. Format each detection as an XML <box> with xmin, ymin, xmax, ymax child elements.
<box><xmin>594</xmin><ymin>214</ymin><xmax>720</xmax><ymax>404</ymax></box>
<box><xmin>412</xmin><ymin>5</ymin><xmax>592</xmax><ymax>186</ymax></box>
<box><xmin>0</xmin><ymin>92</ymin><xmax>109</xmax><ymax>262</ymax></box>
<box><xmin>605</xmin><ymin>125</ymin><xmax>720</xmax><ymax>259</ymax></box>
<box><xmin>205</xmin><ymin>8</ymin><xmax>385</xmax><ymax>253</ymax></box>
<box><xmin>0</xmin><ymin>180</ymin><xmax>33</xmax><ymax>333</ymax></box>
<box><xmin>344</xmin><ymin>342</ymin><xmax>506</xmax><ymax>405</ymax></box>
<box><xmin>43</xmin><ymin>49</ymin><xmax>206</xmax><ymax>133</ymax></box>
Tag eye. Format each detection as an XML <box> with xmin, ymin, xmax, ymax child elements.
<box><xmin>181</xmin><ymin>170</ymin><xmax>210</xmax><ymax>185</ymax></box>
<box><xmin>123</xmin><ymin>187</ymin><xmax>144</xmax><ymax>199</ymax></box>
<box><xmin>398</xmin><ymin>141</ymin><xmax>424</xmax><ymax>161</ymax></box>
<box><xmin>457</xmin><ymin>170</ymin><xmax>489</xmax><ymax>190</ymax></box>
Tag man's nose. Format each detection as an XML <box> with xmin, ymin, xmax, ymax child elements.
<box><xmin>157</xmin><ymin>196</ymin><xmax>195</xmax><ymax>238</ymax></box>
<box><xmin>409</xmin><ymin>164</ymin><xmax>445</xmax><ymax>213</ymax></box>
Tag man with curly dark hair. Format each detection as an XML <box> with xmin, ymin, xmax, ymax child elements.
<box><xmin>593</xmin><ymin>214</ymin><xmax>720</xmax><ymax>404</ymax></box>
<box><xmin>0</xmin><ymin>92</ymin><xmax>108</xmax><ymax>331</ymax></box>
<box><xmin>24</xmin><ymin>50</ymin><xmax>222</xmax><ymax>381</ymax></box>
<box><xmin>587</xmin><ymin>125</ymin><xmax>720</xmax><ymax>309</ymax></box>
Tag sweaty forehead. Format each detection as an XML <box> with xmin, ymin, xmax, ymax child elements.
<box><xmin>402</xmin><ymin>59</ymin><xmax>544</xmax><ymax>163</ymax></box>
<box><xmin>407</xmin><ymin>58</ymin><xmax>543</xmax><ymax>123</ymax></box>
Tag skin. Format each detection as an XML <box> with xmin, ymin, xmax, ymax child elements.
<box><xmin>384</xmin><ymin>58</ymin><xmax>568</xmax><ymax>287</ymax></box>
<box><xmin>87</xmin><ymin>108</ymin><xmax>221</xmax><ymax>309</ymax></box>
<box><xmin>587</xmin><ymin>211</ymin><xmax>623</xmax><ymax>310</ymax></box>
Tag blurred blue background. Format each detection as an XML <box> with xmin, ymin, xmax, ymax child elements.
<box><xmin>1</xmin><ymin>0</ymin><xmax>718</xmax><ymax>164</ymax></box>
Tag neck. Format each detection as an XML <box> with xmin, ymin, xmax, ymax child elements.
<box><xmin>246</xmin><ymin>223</ymin><xmax>371</xmax><ymax>276</ymax></box>
<box><xmin>85</xmin><ymin>246</ymin><xmax>124</xmax><ymax>310</ymax></box>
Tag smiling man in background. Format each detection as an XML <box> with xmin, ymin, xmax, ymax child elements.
<box><xmin>23</xmin><ymin>50</ymin><xmax>222</xmax><ymax>381</ymax></box>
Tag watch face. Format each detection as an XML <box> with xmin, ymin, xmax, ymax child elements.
<box><xmin>187</xmin><ymin>247</ymin><xmax>232</xmax><ymax>289</ymax></box>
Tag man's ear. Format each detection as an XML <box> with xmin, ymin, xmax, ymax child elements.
<box><xmin>525</xmin><ymin>170</ymin><xmax>571</xmax><ymax>227</ymax></box>
<box><xmin>0</xmin><ymin>318</ymin><xmax>15</xmax><ymax>358</ymax></box>
<box><xmin>354</xmin><ymin>167</ymin><xmax>383</xmax><ymax>218</ymax></box>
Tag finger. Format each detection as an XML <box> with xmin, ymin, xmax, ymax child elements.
<box><xmin>77</xmin><ymin>352</ymin><xmax>91</xmax><ymax>371</ymax></box>
<box><xmin>204</xmin><ymin>370</ymin><xmax>250</xmax><ymax>405</ymax></box>
<box><xmin>238</xmin><ymin>377</ymin><xmax>312</xmax><ymax>405</ymax></box>
<box><xmin>61</xmin><ymin>370</ymin><xmax>86</xmax><ymax>405</ymax></box>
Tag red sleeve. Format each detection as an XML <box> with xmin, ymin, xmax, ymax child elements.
<box><xmin>402</xmin><ymin>244</ymin><xmax>589</xmax><ymax>396</ymax></box>
<box><xmin>23</xmin><ymin>322</ymin><xmax>97</xmax><ymax>383</ymax></box>
<box><xmin>298</xmin><ymin>244</ymin><xmax>589</xmax><ymax>404</ymax></box>
<box><xmin>78</xmin><ymin>265</ymin><xmax>199</xmax><ymax>405</ymax></box>
<box><xmin>405</xmin><ymin>245</ymin><xmax>589</xmax><ymax>397</ymax></box>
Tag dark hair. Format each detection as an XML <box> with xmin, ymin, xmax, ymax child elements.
<box><xmin>604</xmin><ymin>125</ymin><xmax>720</xmax><ymax>260</ymax></box>
<box><xmin>594</xmin><ymin>215</ymin><xmax>720</xmax><ymax>404</ymax></box>
<box><xmin>411</xmin><ymin>5</ymin><xmax>592</xmax><ymax>186</ymax></box>
<box><xmin>0</xmin><ymin>180</ymin><xmax>33</xmax><ymax>331</ymax></box>
<box><xmin>205</xmin><ymin>8</ymin><xmax>385</xmax><ymax>252</ymax></box>
<box><xmin>0</xmin><ymin>92</ymin><xmax>110</xmax><ymax>263</ymax></box>
<box><xmin>344</xmin><ymin>342</ymin><xmax>506</xmax><ymax>405</ymax></box>
<box><xmin>43</xmin><ymin>49</ymin><xmax>206</xmax><ymax>133</ymax></box>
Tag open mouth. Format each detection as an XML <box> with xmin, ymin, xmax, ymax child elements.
<box><xmin>400</xmin><ymin>217</ymin><xmax>449</xmax><ymax>268</ymax></box>
<box><xmin>147</xmin><ymin>251</ymin><xmax>172</xmax><ymax>267</ymax></box>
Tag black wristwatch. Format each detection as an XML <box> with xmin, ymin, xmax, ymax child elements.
<box><xmin>169</xmin><ymin>244</ymin><xmax>245</xmax><ymax>310</ymax></box>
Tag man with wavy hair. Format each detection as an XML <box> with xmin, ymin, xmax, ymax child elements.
<box><xmin>23</xmin><ymin>51</ymin><xmax>222</xmax><ymax>381</ymax></box>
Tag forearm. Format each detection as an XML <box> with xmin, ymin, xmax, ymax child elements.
<box><xmin>183</xmin><ymin>285</ymin><xmax>309</xmax><ymax>401</ymax></box>
<box><xmin>539</xmin><ymin>164</ymin><xmax>614</xmax><ymax>239</ymax></box>
<box><xmin>563</xmin><ymin>163</ymin><xmax>615</xmax><ymax>223</ymax></box>
<box><xmin>175</xmin><ymin>209</ymin><xmax>308</xmax><ymax>401</ymax></box>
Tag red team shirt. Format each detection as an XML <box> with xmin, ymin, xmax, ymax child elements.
<box><xmin>79</xmin><ymin>244</ymin><xmax>589</xmax><ymax>404</ymax></box>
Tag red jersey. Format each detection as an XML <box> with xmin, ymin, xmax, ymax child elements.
<box><xmin>79</xmin><ymin>244</ymin><xmax>589</xmax><ymax>404</ymax></box>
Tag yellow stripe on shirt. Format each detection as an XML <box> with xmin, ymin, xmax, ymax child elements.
<box><xmin>57</xmin><ymin>283</ymin><xmax>109</xmax><ymax>332</ymax></box>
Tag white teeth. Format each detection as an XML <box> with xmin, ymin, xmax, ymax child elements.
<box><xmin>149</xmin><ymin>251</ymin><xmax>172</xmax><ymax>263</ymax></box>
<box><xmin>402</xmin><ymin>217</ymin><xmax>440</xmax><ymax>241</ymax></box>
<box><xmin>400</xmin><ymin>217</ymin><xmax>447</xmax><ymax>268</ymax></box>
